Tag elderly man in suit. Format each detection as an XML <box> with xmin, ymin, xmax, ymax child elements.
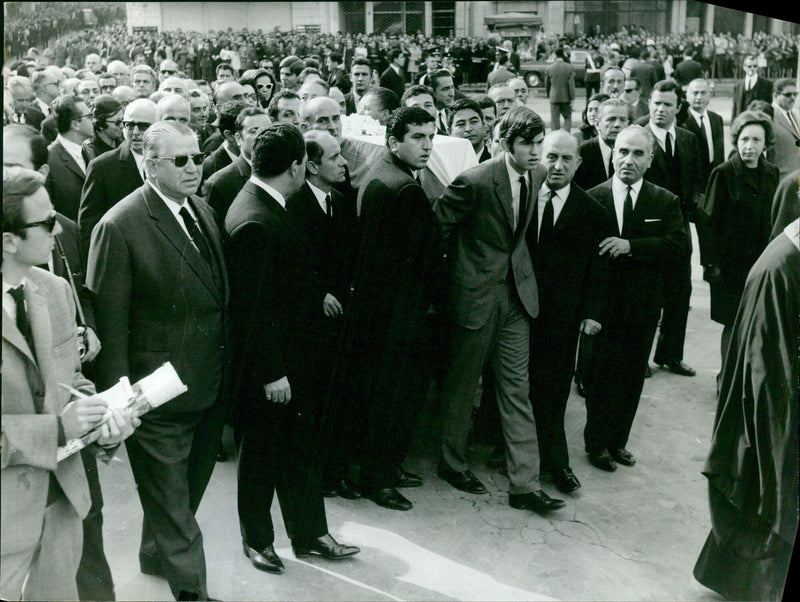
<box><xmin>583</xmin><ymin>125</ymin><xmax>687</xmax><ymax>471</ymax></box>
<box><xmin>575</xmin><ymin>98</ymin><xmax>630</xmax><ymax>190</ymax></box>
<box><xmin>45</xmin><ymin>96</ymin><xmax>94</xmax><ymax>221</ymax></box>
<box><xmin>206</xmin><ymin>107</ymin><xmax>271</xmax><ymax>230</ymax></box>
<box><xmin>226</xmin><ymin>124</ymin><xmax>359</xmax><ymax>573</ymax></box>
<box><xmin>768</xmin><ymin>78</ymin><xmax>800</xmax><ymax>179</ymax></box>
<box><xmin>732</xmin><ymin>55</ymin><xmax>773</xmax><ymax>122</ymax></box>
<box><xmin>545</xmin><ymin>48</ymin><xmax>576</xmax><ymax>131</ymax></box>
<box><xmin>380</xmin><ymin>48</ymin><xmax>407</xmax><ymax>99</ymax></box>
<box><xmin>87</xmin><ymin>122</ymin><xmax>229</xmax><ymax>601</ymax></box>
<box><xmin>526</xmin><ymin>130</ymin><xmax>611</xmax><ymax>494</ymax></box>
<box><xmin>681</xmin><ymin>79</ymin><xmax>724</xmax><ymax>189</ymax></box>
<box><xmin>78</xmin><ymin>98</ymin><xmax>157</xmax><ymax>267</ymax></box>
<box><xmin>2</xmin><ymin>167</ymin><xmax>136</xmax><ymax>601</ymax></box>
<box><xmin>621</xmin><ymin>78</ymin><xmax>649</xmax><ymax>122</ymax></box>
<box><xmin>642</xmin><ymin>80</ymin><xmax>701</xmax><ymax>377</ymax></box>
<box><xmin>434</xmin><ymin>107</ymin><xmax>565</xmax><ymax>515</ymax></box>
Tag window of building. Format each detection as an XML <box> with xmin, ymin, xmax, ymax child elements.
<box><xmin>373</xmin><ymin>1</ymin><xmax>424</xmax><ymax>35</ymax></box>
<box><xmin>341</xmin><ymin>1</ymin><xmax>366</xmax><ymax>35</ymax></box>
<box><xmin>432</xmin><ymin>1</ymin><xmax>456</xmax><ymax>37</ymax></box>
<box><xmin>565</xmin><ymin>0</ymin><xmax>670</xmax><ymax>36</ymax></box>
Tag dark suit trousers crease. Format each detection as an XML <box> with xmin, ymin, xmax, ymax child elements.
<box><xmin>77</xmin><ymin>448</ymin><xmax>115</xmax><ymax>600</ymax></box>
<box><xmin>126</xmin><ymin>412</ymin><xmax>208</xmax><ymax>598</ymax></box>
<box><xmin>530</xmin><ymin>315</ymin><xmax>581</xmax><ymax>472</ymax></box>
<box><xmin>237</xmin><ymin>392</ymin><xmax>328</xmax><ymax>550</ymax></box>
<box><xmin>654</xmin><ymin>245</ymin><xmax>692</xmax><ymax>364</ymax></box>
<box><xmin>584</xmin><ymin>317</ymin><xmax>658</xmax><ymax>455</ymax></box>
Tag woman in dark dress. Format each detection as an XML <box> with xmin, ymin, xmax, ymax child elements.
<box><xmin>698</xmin><ymin>110</ymin><xmax>780</xmax><ymax>362</ymax></box>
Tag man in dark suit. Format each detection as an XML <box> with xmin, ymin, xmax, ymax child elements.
<box><xmin>205</xmin><ymin>107</ymin><xmax>271</xmax><ymax>230</ymax></box>
<box><xmin>344</xmin><ymin>58</ymin><xmax>372</xmax><ymax>116</ymax></box>
<box><xmin>7</xmin><ymin>74</ymin><xmax>47</xmax><ymax>130</ymax></box>
<box><xmin>526</xmin><ymin>130</ymin><xmax>611</xmax><ymax>494</ymax></box>
<box><xmin>642</xmin><ymin>80</ymin><xmax>701</xmax><ymax>377</ymax></box>
<box><xmin>430</xmin><ymin>70</ymin><xmax>456</xmax><ymax>135</ymax></box>
<box><xmin>226</xmin><ymin>124</ymin><xmax>359</xmax><ymax>574</ymax></box>
<box><xmin>545</xmin><ymin>48</ymin><xmax>575</xmax><ymax>131</ymax></box>
<box><xmin>674</xmin><ymin>51</ymin><xmax>703</xmax><ymax>89</ymax></box>
<box><xmin>732</xmin><ymin>55</ymin><xmax>773</xmax><ymax>122</ymax></box>
<box><xmin>575</xmin><ymin>98</ymin><xmax>630</xmax><ymax>191</ymax></box>
<box><xmin>87</xmin><ymin>122</ymin><xmax>229</xmax><ymax>601</ymax></box>
<box><xmin>768</xmin><ymin>78</ymin><xmax>800</xmax><ymax>179</ymax></box>
<box><xmin>343</xmin><ymin>107</ymin><xmax>441</xmax><ymax>511</ymax></box>
<box><xmin>380</xmin><ymin>48</ymin><xmax>407</xmax><ymax>99</ymax></box>
<box><xmin>325</xmin><ymin>51</ymin><xmax>351</xmax><ymax>95</ymax></box>
<box><xmin>434</xmin><ymin>107</ymin><xmax>565</xmax><ymax>515</ymax></box>
<box><xmin>45</xmin><ymin>96</ymin><xmax>93</xmax><ymax>221</ymax></box>
<box><xmin>78</xmin><ymin>98</ymin><xmax>157</xmax><ymax>267</ymax></box>
<box><xmin>680</xmin><ymin>78</ymin><xmax>724</xmax><ymax>188</ymax></box>
<box><xmin>286</xmin><ymin>130</ymin><xmax>360</xmax><ymax>500</ymax></box>
<box><xmin>621</xmin><ymin>78</ymin><xmax>649</xmax><ymax>122</ymax></box>
<box><xmin>629</xmin><ymin>50</ymin><xmax>661</xmax><ymax>100</ymax></box>
<box><xmin>201</xmin><ymin>101</ymin><xmax>247</xmax><ymax>182</ymax></box>
<box><xmin>584</xmin><ymin>125</ymin><xmax>687</xmax><ymax>472</ymax></box>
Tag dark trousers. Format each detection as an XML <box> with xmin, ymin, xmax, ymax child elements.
<box><xmin>237</xmin><ymin>388</ymin><xmax>328</xmax><ymax>551</ymax></box>
<box><xmin>654</xmin><ymin>247</ymin><xmax>692</xmax><ymax>365</ymax></box>
<box><xmin>126</xmin><ymin>405</ymin><xmax>223</xmax><ymax>599</ymax></box>
<box><xmin>530</xmin><ymin>316</ymin><xmax>581</xmax><ymax>473</ymax></box>
<box><xmin>584</xmin><ymin>316</ymin><xmax>658</xmax><ymax>455</ymax></box>
<box><xmin>76</xmin><ymin>448</ymin><xmax>114</xmax><ymax>601</ymax></box>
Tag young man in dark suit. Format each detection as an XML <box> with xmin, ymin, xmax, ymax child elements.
<box><xmin>380</xmin><ymin>48</ymin><xmax>407</xmax><ymax>99</ymax></box>
<box><xmin>680</xmin><ymin>78</ymin><xmax>724</xmax><ymax>189</ymax></box>
<box><xmin>226</xmin><ymin>124</ymin><xmax>359</xmax><ymax>575</ymax></box>
<box><xmin>200</xmin><ymin>101</ymin><xmax>247</xmax><ymax>182</ymax></box>
<box><xmin>732</xmin><ymin>55</ymin><xmax>772</xmax><ymax>122</ymax></box>
<box><xmin>583</xmin><ymin>125</ymin><xmax>687</xmax><ymax>472</ymax></box>
<box><xmin>526</xmin><ymin>130</ymin><xmax>611</xmax><ymax>494</ymax></box>
<box><xmin>88</xmin><ymin>122</ymin><xmax>229</xmax><ymax>601</ymax></box>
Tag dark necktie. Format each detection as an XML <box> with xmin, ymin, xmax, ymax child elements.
<box><xmin>607</xmin><ymin>153</ymin><xmax>615</xmax><ymax>178</ymax></box>
<box><xmin>179</xmin><ymin>206</ymin><xmax>212</xmax><ymax>266</ymax></box>
<box><xmin>665</xmin><ymin>131</ymin><xmax>673</xmax><ymax>157</ymax></box>
<box><xmin>622</xmin><ymin>186</ymin><xmax>634</xmax><ymax>236</ymax></box>
<box><xmin>538</xmin><ymin>190</ymin><xmax>554</xmax><ymax>246</ymax></box>
<box><xmin>517</xmin><ymin>175</ymin><xmax>528</xmax><ymax>235</ymax></box>
<box><xmin>324</xmin><ymin>193</ymin><xmax>333</xmax><ymax>218</ymax></box>
<box><xmin>9</xmin><ymin>285</ymin><xmax>38</xmax><ymax>365</ymax></box>
<box><xmin>698</xmin><ymin>114</ymin><xmax>710</xmax><ymax>159</ymax></box>
<box><xmin>787</xmin><ymin>110</ymin><xmax>799</xmax><ymax>137</ymax></box>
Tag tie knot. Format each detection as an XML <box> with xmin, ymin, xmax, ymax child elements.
<box><xmin>9</xmin><ymin>284</ymin><xmax>25</xmax><ymax>304</ymax></box>
<box><xmin>179</xmin><ymin>205</ymin><xmax>193</xmax><ymax>221</ymax></box>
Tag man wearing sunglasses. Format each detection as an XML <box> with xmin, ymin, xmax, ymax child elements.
<box><xmin>158</xmin><ymin>59</ymin><xmax>180</xmax><ymax>84</ymax></box>
<box><xmin>769</xmin><ymin>78</ymin><xmax>800</xmax><ymax>179</ymax></box>
<box><xmin>732</xmin><ymin>55</ymin><xmax>773</xmax><ymax>122</ymax></box>
<box><xmin>78</xmin><ymin>98</ymin><xmax>157</xmax><ymax>267</ymax></box>
<box><xmin>82</xmin><ymin>95</ymin><xmax>124</xmax><ymax>162</ymax></box>
<box><xmin>87</xmin><ymin>121</ymin><xmax>229</xmax><ymax>602</ymax></box>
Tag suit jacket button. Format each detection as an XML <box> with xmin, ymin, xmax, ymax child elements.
<box><xmin>34</xmin><ymin>390</ymin><xmax>44</xmax><ymax>397</ymax></box>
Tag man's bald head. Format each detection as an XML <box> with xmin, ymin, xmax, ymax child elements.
<box><xmin>300</xmin><ymin>96</ymin><xmax>342</xmax><ymax>141</ymax></box>
<box><xmin>159</xmin><ymin>76</ymin><xmax>187</xmax><ymax>99</ymax></box>
<box><xmin>215</xmin><ymin>82</ymin><xmax>246</xmax><ymax>107</ymax></box>
<box><xmin>157</xmin><ymin>94</ymin><xmax>191</xmax><ymax>124</ymax></box>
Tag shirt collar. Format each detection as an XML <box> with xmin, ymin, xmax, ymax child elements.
<box><xmin>612</xmin><ymin>175</ymin><xmax>643</xmax><ymax>199</ymax></box>
<box><xmin>649</xmin><ymin>121</ymin><xmax>676</xmax><ymax>141</ymax></box>
<box><xmin>785</xmin><ymin>218</ymin><xmax>800</xmax><ymax>251</ymax></box>
<box><xmin>306</xmin><ymin>179</ymin><xmax>330</xmax><ymax>205</ymax></box>
<box><xmin>56</xmin><ymin>134</ymin><xmax>86</xmax><ymax>168</ymax></box>
<box><xmin>222</xmin><ymin>141</ymin><xmax>238</xmax><ymax>162</ymax></box>
<box><xmin>249</xmin><ymin>175</ymin><xmax>286</xmax><ymax>209</ymax></box>
<box><xmin>3</xmin><ymin>276</ymin><xmax>26</xmax><ymax>296</ymax></box>
<box><xmin>688</xmin><ymin>108</ymin><xmax>707</xmax><ymax>121</ymax></box>
<box><xmin>504</xmin><ymin>153</ymin><xmax>528</xmax><ymax>186</ymax></box>
<box><xmin>539</xmin><ymin>182</ymin><xmax>570</xmax><ymax>203</ymax></box>
<box><xmin>148</xmin><ymin>180</ymin><xmax>191</xmax><ymax>215</ymax></box>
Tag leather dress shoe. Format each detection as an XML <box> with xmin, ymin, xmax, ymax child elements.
<box><xmin>365</xmin><ymin>486</ymin><xmax>413</xmax><ymax>510</ymax></box>
<box><xmin>293</xmin><ymin>534</ymin><xmax>360</xmax><ymax>559</ymax></box>
<box><xmin>553</xmin><ymin>468</ymin><xmax>582</xmax><ymax>493</ymax></box>
<box><xmin>437</xmin><ymin>463</ymin><xmax>487</xmax><ymax>494</ymax></box>
<box><xmin>611</xmin><ymin>448</ymin><xmax>636</xmax><ymax>466</ymax></box>
<box><xmin>243</xmin><ymin>542</ymin><xmax>285</xmax><ymax>574</ymax></box>
<box><xmin>659</xmin><ymin>361</ymin><xmax>696</xmax><ymax>377</ymax></box>
<box><xmin>644</xmin><ymin>365</ymin><xmax>653</xmax><ymax>378</ymax></box>
<box><xmin>394</xmin><ymin>465</ymin><xmax>423</xmax><ymax>488</ymax></box>
<box><xmin>486</xmin><ymin>445</ymin><xmax>505</xmax><ymax>469</ymax></box>
<box><xmin>323</xmin><ymin>479</ymin><xmax>362</xmax><ymax>499</ymax></box>
<box><xmin>322</xmin><ymin>484</ymin><xmax>338</xmax><ymax>497</ymax></box>
<box><xmin>575</xmin><ymin>377</ymin><xmax>587</xmax><ymax>397</ymax></box>
<box><xmin>509</xmin><ymin>490</ymin><xmax>566</xmax><ymax>514</ymax></box>
<box><xmin>588</xmin><ymin>449</ymin><xmax>617</xmax><ymax>472</ymax></box>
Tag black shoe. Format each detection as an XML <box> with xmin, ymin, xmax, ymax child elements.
<box><xmin>394</xmin><ymin>465</ymin><xmax>423</xmax><ymax>488</ymax></box>
<box><xmin>293</xmin><ymin>534</ymin><xmax>360</xmax><ymax>559</ymax></box>
<box><xmin>437</xmin><ymin>463</ymin><xmax>488</xmax><ymax>494</ymax></box>
<box><xmin>322</xmin><ymin>484</ymin><xmax>338</xmax><ymax>497</ymax></box>
<box><xmin>365</xmin><ymin>486</ymin><xmax>413</xmax><ymax>511</ymax></box>
<box><xmin>336</xmin><ymin>479</ymin><xmax>363</xmax><ymax>499</ymax></box>
<box><xmin>610</xmin><ymin>448</ymin><xmax>636</xmax><ymax>466</ymax></box>
<box><xmin>575</xmin><ymin>377</ymin><xmax>586</xmax><ymax>397</ymax></box>
<box><xmin>486</xmin><ymin>445</ymin><xmax>505</xmax><ymax>469</ymax></box>
<box><xmin>553</xmin><ymin>468</ymin><xmax>582</xmax><ymax>493</ymax></box>
<box><xmin>644</xmin><ymin>365</ymin><xmax>653</xmax><ymax>378</ymax></box>
<box><xmin>509</xmin><ymin>490</ymin><xmax>566</xmax><ymax>514</ymax></box>
<box><xmin>588</xmin><ymin>449</ymin><xmax>617</xmax><ymax>472</ymax></box>
<box><xmin>659</xmin><ymin>361</ymin><xmax>696</xmax><ymax>377</ymax></box>
<box><xmin>243</xmin><ymin>542</ymin><xmax>285</xmax><ymax>574</ymax></box>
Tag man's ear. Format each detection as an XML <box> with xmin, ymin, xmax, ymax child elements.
<box><xmin>387</xmin><ymin>135</ymin><xmax>399</xmax><ymax>153</ymax></box>
<box><xmin>306</xmin><ymin>159</ymin><xmax>318</xmax><ymax>176</ymax></box>
<box><xmin>37</xmin><ymin>164</ymin><xmax>50</xmax><ymax>179</ymax></box>
<box><xmin>222</xmin><ymin>130</ymin><xmax>236</xmax><ymax>144</ymax></box>
<box><xmin>3</xmin><ymin>232</ymin><xmax>20</xmax><ymax>256</ymax></box>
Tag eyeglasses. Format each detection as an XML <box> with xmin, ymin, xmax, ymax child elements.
<box><xmin>123</xmin><ymin>120</ymin><xmax>153</xmax><ymax>131</ymax></box>
<box><xmin>257</xmin><ymin>82</ymin><xmax>273</xmax><ymax>90</ymax></box>
<box><xmin>154</xmin><ymin>153</ymin><xmax>205</xmax><ymax>167</ymax></box>
<box><xmin>780</xmin><ymin>92</ymin><xmax>798</xmax><ymax>98</ymax></box>
<box><xmin>161</xmin><ymin>69</ymin><xmax>177</xmax><ymax>75</ymax></box>
<box><xmin>623</xmin><ymin>88</ymin><xmax>638</xmax><ymax>93</ymax></box>
<box><xmin>106</xmin><ymin>119</ymin><xmax>124</xmax><ymax>126</ymax></box>
<box><xmin>72</xmin><ymin>113</ymin><xmax>92</xmax><ymax>121</ymax></box>
<box><xmin>17</xmin><ymin>213</ymin><xmax>57</xmax><ymax>233</ymax></box>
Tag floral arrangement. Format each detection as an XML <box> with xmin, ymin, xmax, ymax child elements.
<box><xmin>341</xmin><ymin>113</ymin><xmax>386</xmax><ymax>138</ymax></box>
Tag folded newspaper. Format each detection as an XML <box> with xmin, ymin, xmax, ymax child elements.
<box><xmin>56</xmin><ymin>362</ymin><xmax>187</xmax><ymax>462</ymax></box>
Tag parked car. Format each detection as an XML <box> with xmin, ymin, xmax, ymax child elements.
<box><xmin>519</xmin><ymin>49</ymin><xmax>600</xmax><ymax>88</ymax></box>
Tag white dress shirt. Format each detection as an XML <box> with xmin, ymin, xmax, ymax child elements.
<box><xmin>598</xmin><ymin>137</ymin><xmax>614</xmax><ymax>177</ymax></box>
<box><xmin>536</xmin><ymin>183</ymin><xmax>569</xmax><ymax>236</ymax></box>
<box><xmin>611</xmin><ymin>176</ymin><xmax>643</xmax><ymax>234</ymax></box>
<box><xmin>306</xmin><ymin>179</ymin><xmax>332</xmax><ymax>216</ymax></box>
<box><xmin>649</xmin><ymin>122</ymin><xmax>677</xmax><ymax>156</ymax></box>
<box><xmin>222</xmin><ymin>141</ymin><xmax>238</xmax><ymax>163</ymax></box>
<box><xmin>505</xmin><ymin>154</ymin><xmax>529</xmax><ymax>230</ymax></box>
<box><xmin>148</xmin><ymin>181</ymin><xmax>195</xmax><ymax>239</ymax></box>
<box><xmin>688</xmin><ymin>108</ymin><xmax>714</xmax><ymax>162</ymax></box>
<box><xmin>132</xmin><ymin>150</ymin><xmax>145</xmax><ymax>180</ymax></box>
<box><xmin>249</xmin><ymin>176</ymin><xmax>286</xmax><ymax>209</ymax></box>
<box><xmin>2</xmin><ymin>278</ymin><xmax>26</xmax><ymax>322</ymax></box>
<box><xmin>55</xmin><ymin>134</ymin><xmax>86</xmax><ymax>173</ymax></box>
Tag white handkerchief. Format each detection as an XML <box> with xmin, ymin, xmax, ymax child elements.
<box><xmin>644</xmin><ymin>218</ymin><xmax>662</xmax><ymax>222</ymax></box>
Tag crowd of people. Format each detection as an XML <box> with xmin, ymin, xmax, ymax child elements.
<box><xmin>2</xmin><ymin>14</ymin><xmax>799</xmax><ymax>602</ymax></box>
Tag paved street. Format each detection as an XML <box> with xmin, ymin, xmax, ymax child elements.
<box><xmin>99</xmin><ymin>90</ymin><xmax>748</xmax><ymax>601</ymax></box>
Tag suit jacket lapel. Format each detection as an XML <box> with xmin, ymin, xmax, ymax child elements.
<box><xmin>120</xmin><ymin>142</ymin><xmax>144</xmax><ymax>189</ymax></box>
<box><xmin>56</xmin><ymin>142</ymin><xmax>85</xmax><ymax>179</ymax></box>
<box><xmin>25</xmin><ymin>282</ymin><xmax>52</xmax><ymax>392</ymax></box>
<box><xmin>187</xmin><ymin>195</ymin><xmax>227</xmax><ymax>303</ymax></box>
<box><xmin>252</xmin><ymin>182</ymin><xmax>314</xmax><ymax>252</ymax></box>
<box><xmin>555</xmin><ymin>187</ymin><xmax>579</xmax><ymax>232</ymax></box>
<box><xmin>493</xmin><ymin>157</ymin><xmax>515</xmax><ymax>231</ymax></box>
<box><xmin>2</xmin><ymin>306</ymin><xmax>36</xmax><ymax>365</ymax></box>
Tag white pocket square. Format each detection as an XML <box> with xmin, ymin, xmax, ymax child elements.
<box><xmin>644</xmin><ymin>218</ymin><xmax>662</xmax><ymax>222</ymax></box>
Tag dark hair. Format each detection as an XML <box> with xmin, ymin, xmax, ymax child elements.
<box><xmin>328</xmin><ymin>51</ymin><xmax>343</xmax><ymax>65</ymax></box>
<box><xmin>499</xmin><ymin>106</ymin><xmax>545</xmax><ymax>147</ymax></box>
<box><xmin>3</xmin><ymin>167</ymin><xmax>46</xmax><ymax>236</ymax></box>
<box><xmin>474</xmin><ymin>95</ymin><xmax>497</xmax><ymax>113</ymax></box>
<box><xmin>447</xmin><ymin>97</ymin><xmax>483</xmax><ymax>128</ymax></box>
<box><xmin>624</xmin><ymin>77</ymin><xmax>641</xmax><ymax>90</ymax></box>
<box><xmin>217</xmin><ymin>101</ymin><xmax>249</xmax><ymax>135</ymax></box>
<box><xmin>216</xmin><ymin>62</ymin><xmax>234</xmax><ymax>76</ymax></box>
<box><xmin>4</xmin><ymin>124</ymin><xmax>49</xmax><ymax>170</ymax></box>
<box><xmin>497</xmin><ymin>53</ymin><xmax>509</xmax><ymax>66</ymax></box>
<box><xmin>268</xmin><ymin>90</ymin><xmax>300</xmax><ymax>121</ymax></box>
<box><xmin>387</xmin><ymin>48</ymin><xmax>404</xmax><ymax>63</ymax></box>
<box><xmin>401</xmin><ymin>84</ymin><xmax>434</xmax><ymax>106</ymax></box>
<box><xmin>235</xmin><ymin>107</ymin><xmax>268</xmax><ymax>132</ymax></box>
<box><xmin>54</xmin><ymin>95</ymin><xmax>84</xmax><ymax>134</ymax></box>
<box><xmin>429</xmin><ymin>69</ymin><xmax>454</xmax><ymax>93</ymax></box>
<box><xmin>92</xmin><ymin>94</ymin><xmax>123</xmax><ymax>131</ymax></box>
<box><xmin>350</xmin><ymin>57</ymin><xmax>371</xmax><ymax>72</ymax></box>
<box><xmin>386</xmin><ymin>106</ymin><xmax>435</xmax><ymax>146</ymax></box>
<box><xmin>746</xmin><ymin>99</ymin><xmax>773</xmax><ymax>118</ymax></box>
<box><xmin>299</xmin><ymin>68</ymin><xmax>324</xmax><ymax>85</ymax></box>
<box><xmin>365</xmin><ymin>87</ymin><xmax>400</xmax><ymax>113</ymax></box>
<box><xmin>303</xmin><ymin>130</ymin><xmax>326</xmax><ymax>165</ymax></box>
<box><xmin>730</xmin><ymin>109</ymin><xmax>775</xmax><ymax>149</ymax></box>
<box><xmin>774</xmin><ymin>77</ymin><xmax>796</xmax><ymax>96</ymax></box>
<box><xmin>651</xmin><ymin>79</ymin><xmax>681</xmax><ymax>98</ymax></box>
<box><xmin>554</xmin><ymin>47</ymin><xmax>566</xmax><ymax>60</ymax></box>
<box><xmin>252</xmin><ymin>124</ymin><xmax>305</xmax><ymax>178</ymax></box>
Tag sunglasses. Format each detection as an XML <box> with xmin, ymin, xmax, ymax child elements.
<box><xmin>18</xmin><ymin>213</ymin><xmax>58</xmax><ymax>233</ymax></box>
<box><xmin>106</xmin><ymin>119</ymin><xmax>124</xmax><ymax>126</ymax></box>
<box><xmin>123</xmin><ymin>120</ymin><xmax>153</xmax><ymax>131</ymax></box>
<box><xmin>780</xmin><ymin>92</ymin><xmax>798</xmax><ymax>98</ymax></box>
<box><xmin>257</xmin><ymin>82</ymin><xmax>273</xmax><ymax>90</ymax></box>
<box><xmin>72</xmin><ymin>113</ymin><xmax>92</xmax><ymax>121</ymax></box>
<box><xmin>155</xmin><ymin>153</ymin><xmax>205</xmax><ymax>167</ymax></box>
<box><xmin>161</xmin><ymin>69</ymin><xmax>177</xmax><ymax>75</ymax></box>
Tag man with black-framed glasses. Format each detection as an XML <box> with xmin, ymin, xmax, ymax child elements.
<box><xmin>87</xmin><ymin>121</ymin><xmax>229</xmax><ymax>601</ymax></box>
<box><xmin>732</xmin><ymin>55</ymin><xmax>772</xmax><ymax>122</ymax></box>
<box><xmin>158</xmin><ymin>59</ymin><xmax>180</xmax><ymax>84</ymax></box>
